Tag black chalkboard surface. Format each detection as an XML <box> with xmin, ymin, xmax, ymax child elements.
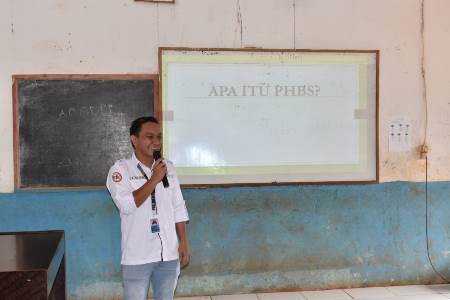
<box><xmin>13</xmin><ymin>75</ymin><xmax>158</xmax><ymax>188</ymax></box>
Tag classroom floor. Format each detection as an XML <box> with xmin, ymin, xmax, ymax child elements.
<box><xmin>173</xmin><ymin>284</ymin><xmax>450</xmax><ymax>300</ymax></box>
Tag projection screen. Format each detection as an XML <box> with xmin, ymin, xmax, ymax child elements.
<box><xmin>159</xmin><ymin>48</ymin><xmax>378</xmax><ymax>185</ymax></box>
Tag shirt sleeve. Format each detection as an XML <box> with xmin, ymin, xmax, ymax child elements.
<box><xmin>167</xmin><ymin>161</ymin><xmax>189</xmax><ymax>223</ymax></box>
<box><xmin>106</xmin><ymin>161</ymin><xmax>137</xmax><ymax>215</ymax></box>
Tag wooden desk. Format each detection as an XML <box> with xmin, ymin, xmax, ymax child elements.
<box><xmin>0</xmin><ymin>231</ymin><xmax>66</xmax><ymax>300</ymax></box>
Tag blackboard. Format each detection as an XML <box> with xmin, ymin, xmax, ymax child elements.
<box><xmin>13</xmin><ymin>75</ymin><xmax>158</xmax><ymax>188</ymax></box>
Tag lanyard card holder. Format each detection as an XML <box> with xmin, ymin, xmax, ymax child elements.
<box><xmin>150</xmin><ymin>218</ymin><xmax>160</xmax><ymax>233</ymax></box>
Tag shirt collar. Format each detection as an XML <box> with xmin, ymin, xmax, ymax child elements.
<box><xmin>132</xmin><ymin>152</ymin><xmax>155</xmax><ymax>170</ymax></box>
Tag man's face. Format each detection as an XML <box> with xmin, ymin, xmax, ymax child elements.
<box><xmin>131</xmin><ymin>122</ymin><xmax>162</xmax><ymax>159</ymax></box>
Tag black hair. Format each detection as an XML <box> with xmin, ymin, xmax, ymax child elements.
<box><xmin>129</xmin><ymin>116</ymin><xmax>159</xmax><ymax>148</ymax></box>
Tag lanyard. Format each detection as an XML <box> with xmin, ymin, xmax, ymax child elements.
<box><xmin>137</xmin><ymin>164</ymin><xmax>157</xmax><ymax>214</ymax></box>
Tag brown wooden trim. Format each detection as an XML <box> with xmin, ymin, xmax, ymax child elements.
<box><xmin>17</xmin><ymin>186</ymin><xmax>107</xmax><ymax>192</ymax></box>
<box><xmin>181</xmin><ymin>180</ymin><xmax>378</xmax><ymax>189</ymax></box>
<box><xmin>157</xmin><ymin>47</ymin><xmax>163</xmax><ymax>121</ymax></box>
<box><xmin>12</xmin><ymin>78</ymin><xmax>19</xmax><ymax>189</ymax></box>
<box><xmin>153</xmin><ymin>75</ymin><xmax>160</xmax><ymax>121</ymax></box>
<box><xmin>159</xmin><ymin>46</ymin><xmax>379</xmax><ymax>54</ymax></box>
<box><xmin>19</xmin><ymin>179</ymin><xmax>378</xmax><ymax>190</ymax></box>
<box><xmin>16</xmin><ymin>179</ymin><xmax>378</xmax><ymax>190</ymax></box>
<box><xmin>12</xmin><ymin>74</ymin><xmax>157</xmax><ymax>80</ymax></box>
<box><xmin>135</xmin><ymin>0</ymin><xmax>174</xmax><ymax>3</ymax></box>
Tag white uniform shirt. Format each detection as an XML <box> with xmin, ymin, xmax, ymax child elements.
<box><xmin>106</xmin><ymin>153</ymin><xmax>189</xmax><ymax>265</ymax></box>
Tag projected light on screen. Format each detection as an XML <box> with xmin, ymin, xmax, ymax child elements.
<box><xmin>161</xmin><ymin>49</ymin><xmax>378</xmax><ymax>185</ymax></box>
<box><xmin>183</xmin><ymin>145</ymin><xmax>225</xmax><ymax>167</ymax></box>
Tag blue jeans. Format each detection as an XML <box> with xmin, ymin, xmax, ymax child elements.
<box><xmin>122</xmin><ymin>259</ymin><xmax>180</xmax><ymax>300</ymax></box>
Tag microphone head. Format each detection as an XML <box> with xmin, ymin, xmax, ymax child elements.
<box><xmin>153</xmin><ymin>150</ymin><xmax>162</xmax><ymax>160</ymax></box>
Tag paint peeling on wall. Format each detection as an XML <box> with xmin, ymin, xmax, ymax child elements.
<box><xmin>381</xmin><ymin>156</ymin><xmax>426</xmax><ymax>182</ymax></box>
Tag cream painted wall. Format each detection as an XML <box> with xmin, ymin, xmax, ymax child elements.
<box><xmin>0</xmin><ymin>1</ymin><xmax>14</xmax><ymax>192</ymax></box>
<box><xmin>0</xmin><ymin>0</ymin><xmax>449</xmax><ymax>192</ymax></box>
<box><xmin>425</xmin><ymin>0</ymin><xmax>450</xmax><ymax>181</ymax></box>
<box><xmin>295</xmin><ymin>0</ymin><xmax>426</xmax><ymax>181</ymax></box>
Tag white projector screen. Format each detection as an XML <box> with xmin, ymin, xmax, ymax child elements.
<box><xmin>159</xmin><ymin>48</ymin><xmax>378</xmax><ymax>185</ymax></box>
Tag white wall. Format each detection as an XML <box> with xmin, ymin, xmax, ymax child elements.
<box><xmin>0</xmin><ymin>0</ymin><xmax>449</xmax><ymax>192</ymax></box>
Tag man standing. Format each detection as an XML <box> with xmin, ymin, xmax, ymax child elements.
<box><xmin>106</xmin><ymin>116</ymin><xmax>190</xmax><ymax>300</ymax></box>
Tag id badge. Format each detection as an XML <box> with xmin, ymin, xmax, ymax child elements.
<box><xmin>150</xmin><ymin>218</ymin><xmax>160</xmax><ymax>233</ymax></box>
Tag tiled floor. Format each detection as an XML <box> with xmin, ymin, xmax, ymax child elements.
<box><xmin>174</xmin><ymin>284</ymin><xmax>450</xmax><ymax>300</ymax></box>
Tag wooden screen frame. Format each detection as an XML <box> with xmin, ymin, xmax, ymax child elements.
<box><xmin>12</xmin><ymin>74</ymin><xmax>159</xmax><ymax>190</ymax></box>
<box><xmin>135</xmin><ymin>0</ymin><xmax>175</xmax><ymax>3</ymax></box>
<box><xmin>159</xmin><ymin>47</ymin><xmax>380</xmax><ymax>187</ymax></box>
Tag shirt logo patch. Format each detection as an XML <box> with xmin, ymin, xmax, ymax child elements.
<box><xmin>112</xmin><ymin>172</ymin><xmax>122</xmax><ymax>182</ymax></box>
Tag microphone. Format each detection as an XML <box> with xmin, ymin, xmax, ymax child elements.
<box><xmin>153</xmin><ymin>150</ymin><xmax>169</xmax><ymax>188</ymax></box>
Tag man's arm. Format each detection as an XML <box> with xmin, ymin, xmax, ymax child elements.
<box><xmin>132</xmin><ymin>159</ymin><xmax>166</xmax><ymax>207</ymax></box>
<box><xmin>107</xmin><ymin>162</ymin><xmax>136</xmax><ymax>215</ymax></box>
<box><xmin>176</xmin><ymin>222</ymin><xmax>190</xmax><ymax>268</ymax></box>
<box><xmin>132</xmin><ymin>178</ymin><xmax>159</xmax><ymax>207</ymax></box>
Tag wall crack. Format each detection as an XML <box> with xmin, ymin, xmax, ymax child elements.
<box><xmin>236</xmin><ymin>0</ymin><xmax>243</xmax><ymax>47</ymax></box>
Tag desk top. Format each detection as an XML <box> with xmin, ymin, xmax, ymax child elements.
<box><xmin>0</xmin><ymin>231</ymin><xmax>64</xmax><ymax>272</ymax></box>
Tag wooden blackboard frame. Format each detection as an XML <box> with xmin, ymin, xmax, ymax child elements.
<box><xmin>135</xmin><ymin>0</ymin><xmax>175</xmax><ymax>3</ymax></box>
<box><xmin>12</xmin><ymin>74</ymin><xmax>159</xmax><ymax>190</ymax></box>
<box><xmin>159</xmin><ymin>47</ymin><xmax>380</xmax><ymax>187</ymax></box>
